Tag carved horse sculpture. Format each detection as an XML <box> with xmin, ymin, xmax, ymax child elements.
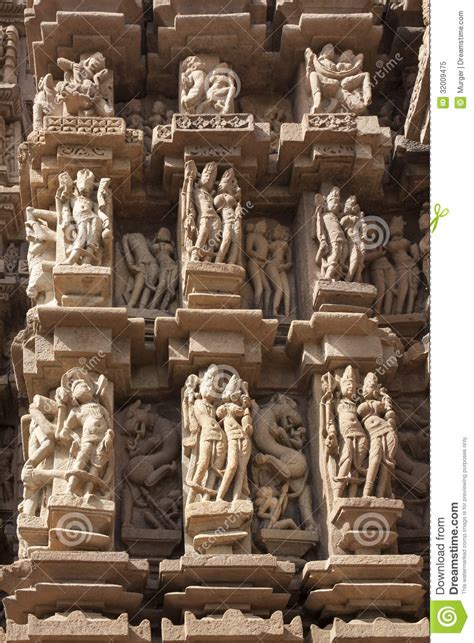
<box><xmin>252</xmin><ymin>394</ymin><xmax>317</xmax><ymax>530</ymax></box>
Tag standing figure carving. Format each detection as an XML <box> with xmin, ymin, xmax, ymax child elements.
<box><xmin>245</xmin><ymin>221</ymin><xmax>271</xmax><ymax>313</ymax></box>
<box><xmin>251</xmin><ymin>394</ymin><xmax>316</xmax><ymax>531</ymax></box>
<box><xmin>305</xmin><ymin>44</ymin><xmax>371</xmax><ymax>115</ymax></box>
<box><xmin>117</xmin><ymin>227</ymin><xmax>178</xmax><ymax>312</ymax></box>
<box><xmin>312</xmin><ymin>188</ymin><xmax>347</xmax><ymax>281</ymax></box>
<box><xmin>120</xmin><ymin>233</ymin><xmax>160</xmax><ymax>309</ymax></box>
<box><xmin>25</xmin><ymin>206</ymin><xmax>57</xmax><ymax>304</ymax></box>
<box><xmin>386</xmin><ymin>215</ymin><xmax>420</xmax><ymax>314</ymax></box>
<box><xmin>20</xmin><ymin>370</ymin><xmax>114</xmax><ymax>518</ymax></box>
<box><xmin>320</xmin><ymin>367</ymin><xmax>399</xmax><ymax>501</ymax></box>
<box><xmin>183</xmin><ymin>365</ymin><xmax>252</xmax><ymax>505</ymax></box>
<box><xmin>357</xmin><ymin>373</ymin><xmax>398</xmax><ymax>498</ymax></box>
<box><xmin>181</xmin><ymin>161</ymin><xmax>243</xmax><ymax>265</ymax></box>
<box><xmin>57</xmin><ymin>169</ymin><xmax>112</xmax><ymax>266</ymax></box>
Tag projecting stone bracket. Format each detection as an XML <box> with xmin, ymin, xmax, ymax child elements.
<box><xmin>154</xmin><ymin>308</ymin><xmax>277</xmax><ymax>389</ymax></box>
<box><xmin>22</xmin><ymin>118</ymin><xmax>144</xmax><ymax>210</ymax></box>
<box><xmin>151</xmin><ymin>113</ymin><xmax>271</xmax><ymax>198</ymax></box>
<box><xmin>285</xmin><ymin>312</ymin><xmax>401</xmax><ymax>385</ymax></box>
<box><xmin>13</xmin><ymin>306</ymin><xmax>144</xmax><ymax>398</ymax></box>
<box><xmin>278</xmin><ymin>114</ymin><xmax>391</xmax><ymax>203</ymax></box>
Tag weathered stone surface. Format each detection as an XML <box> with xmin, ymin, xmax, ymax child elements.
<box><xmin>0</xmin><ymin>2</ymin><xmax>429</xmax><ymax>640</ymax></box>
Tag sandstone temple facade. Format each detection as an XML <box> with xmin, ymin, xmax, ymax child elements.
<box><xmin>0</xmin><ymin>1</ymin><xmax>429</xmax><ymax>641</ymax></box>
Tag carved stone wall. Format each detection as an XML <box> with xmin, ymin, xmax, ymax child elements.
<box><xmin>0</xmin><ymin>1</ymin><xmax>429</xmax><ymax>640</ymax></box>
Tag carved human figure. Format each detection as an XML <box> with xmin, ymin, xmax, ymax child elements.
<box><xmin>57</xmin><ymin>371</ymin><xmax>114</xmax><ymax>498</ymax></box>
<box><xmin>120</xmin><ymin>233</ymin><xmax>159</xmax><ymax>309</ymax></box>
<box><xmin>255</xmin><ymin>484</ymin><xmax>298</xmax><ymax>529</ymax></box>
<box><xmin>252</xmin><ymin>394</ymin><xmax>316</xmax><ymax>531</ymax></box>
<box><xmin>214</xmin><ymin>168</ymin><xmax>243</xmax><ymax>265</ymax></box>
<box><xmin>357</xmin><ymin>373</ymin><xmax>398</xmax><ymax>498</ymax></box>
<box><xmin>180</xmin><ymin>56</ymin><xmax>236</xmax><ymax>114</ymax></box>
<box><xmin>215</xmin><ymin>375</ymin><xmax>253</xmax><ymax>502</ymax></box>
<box><xmin>386</xmin><ymin>215</ymin><xmax>420</xmax><ymax>314</ymax></box>
<box><xmin>245</xmin><ymin>221</ymin><xmax>271</xmax><ymax>313</ymax></box>
<box><xmin>20</xmin><ymin>370</ymin><xmax>113</xmax><ymax>516</ymax></box>
<box><xmin>32</xmin><ymin>74</ymin><xmax>58</xmax><ymax>130</ymax></box>
<box><xmin>204</xmin><ymin>63</ymin><xmax>237</xmax><ymax>114</ymax></box>
<box><xmin>57</xmin><ymin>170</ymin><xmax>112</xmax><ymax>266</ymax></box>
<box><xmin>331</xmin><ymin>366</ymin><xmax>369</xmax><ymax>498</ymax></box>
<box><xmin>265</xmin><ymin>224</ymin><xmax>293</xmax><ymax>317</ymax></box>
<box><xmin>365</xmin><ymin>243</ymin><xmax>397</xmax><ymax>314</ymax></box>
<box><xmin>24</xmin><ymin>206</ymin><xmax>57</xmax><ymax>304</ymax></box>
<box><xmin>418</xmin><ymin>203</ymin><xmax>430</xmax><ymax>290</ymax></box>
<box><xmin>305</xmin><ymin>44</ymin><xmax>371</xmax><ymax>115</ymax></box>
<box><xmin>121</xmin><ymin>401</ymin><xmax>181</xmax><ymax>530</ymax></box>
<box><xmin>184</xmin><ymin>365</ymin><xmax>226</xmax><ymax>504</ymax></box>
<box><xmin>312</xmin><ymin>188</ymin><xmax>347</xmax><ymax>281</ymax></box>
<box><xmin>183</xmin><ymin>161</ymin><xmax>222</xmax><ymax>262</ymax></box>
<box><xmin>340</xmin><ymin>195</ymin><xmax>365</xmax><ymax>282</ymax></box>
<box><xmin>21</xmin><ymin>394</ymin><xmax>60</xmax><ymax>516</ymax></box>
<box><xmin>56</xmin><ymin>52</ymin><xmax>113</xmax><ymax>117</ymax></box>
<box><xmin>149</xmin><ymin>227</ymin><xmax>179</xmax><ymax>310</ymax></box>
<box><xmin>180</xmin><ymin>56</ymin><xmax>208</xmax><ymax>114</ymax></box>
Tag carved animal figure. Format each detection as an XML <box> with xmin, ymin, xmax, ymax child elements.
<box><xmin>252</xmin><ymin>394</ymin><xmax>316</xmax><ymax>530</ymax></box>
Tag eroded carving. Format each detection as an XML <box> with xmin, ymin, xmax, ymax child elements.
<box><xmin>116</xmin><ymin>228</ymin><xmax>178</xmax><ymax>312</ymax></box>
<box><xmin>245</xmin><ymin>219</ymin><xmax>294</xmax><ymax>318</ymax></box>
<box><xmin>120</xmin><ymin>401</ymin><xmax>181</xmax><ymax>539</ymax></box>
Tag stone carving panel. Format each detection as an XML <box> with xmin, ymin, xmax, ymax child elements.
<box><xmin>32</xmin><ymin>53</ymin><xmax>114</xmax><ymax>129</ymax></box>
<box><xmin>25</xmin><ymin>169</ymin><xmax>113</xmax><ymax>306</ymax></box>
<box><xmin>18</xmin><ymin>369</ymin><xmax>114</xmax><ymax>557</ymax></box>
<box><xmin>114</xmin><ymin>227</ymin><xmax>178</xmax><ymax>313</ymax></box>
<box><xmin>251</xmin><ymin>394</ymin><xmax>318</xmax><ymax>557</ymax></box>
<box><xmin>244</xmin><ymin>218</ymin><xmax>295</xmax><ymax>318</ymax></box>
<box><xmin>182</xmin><ymin>365</ymin><xmax>253</xmax><ymax>554</ymax></box>
<box><xmin>180</xmin><ymin>55</ymin><xmax>238</xmax><ymax>115</ymax></box>
<box><xmin>118</xmin><ymin>400</ymin><xmax>182</xmax><ymax>558</ymax></box>
<box><xmin>304</xmin><ymin>44</ymin><xmax>372</xmax><ymax>115</ymax></box>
